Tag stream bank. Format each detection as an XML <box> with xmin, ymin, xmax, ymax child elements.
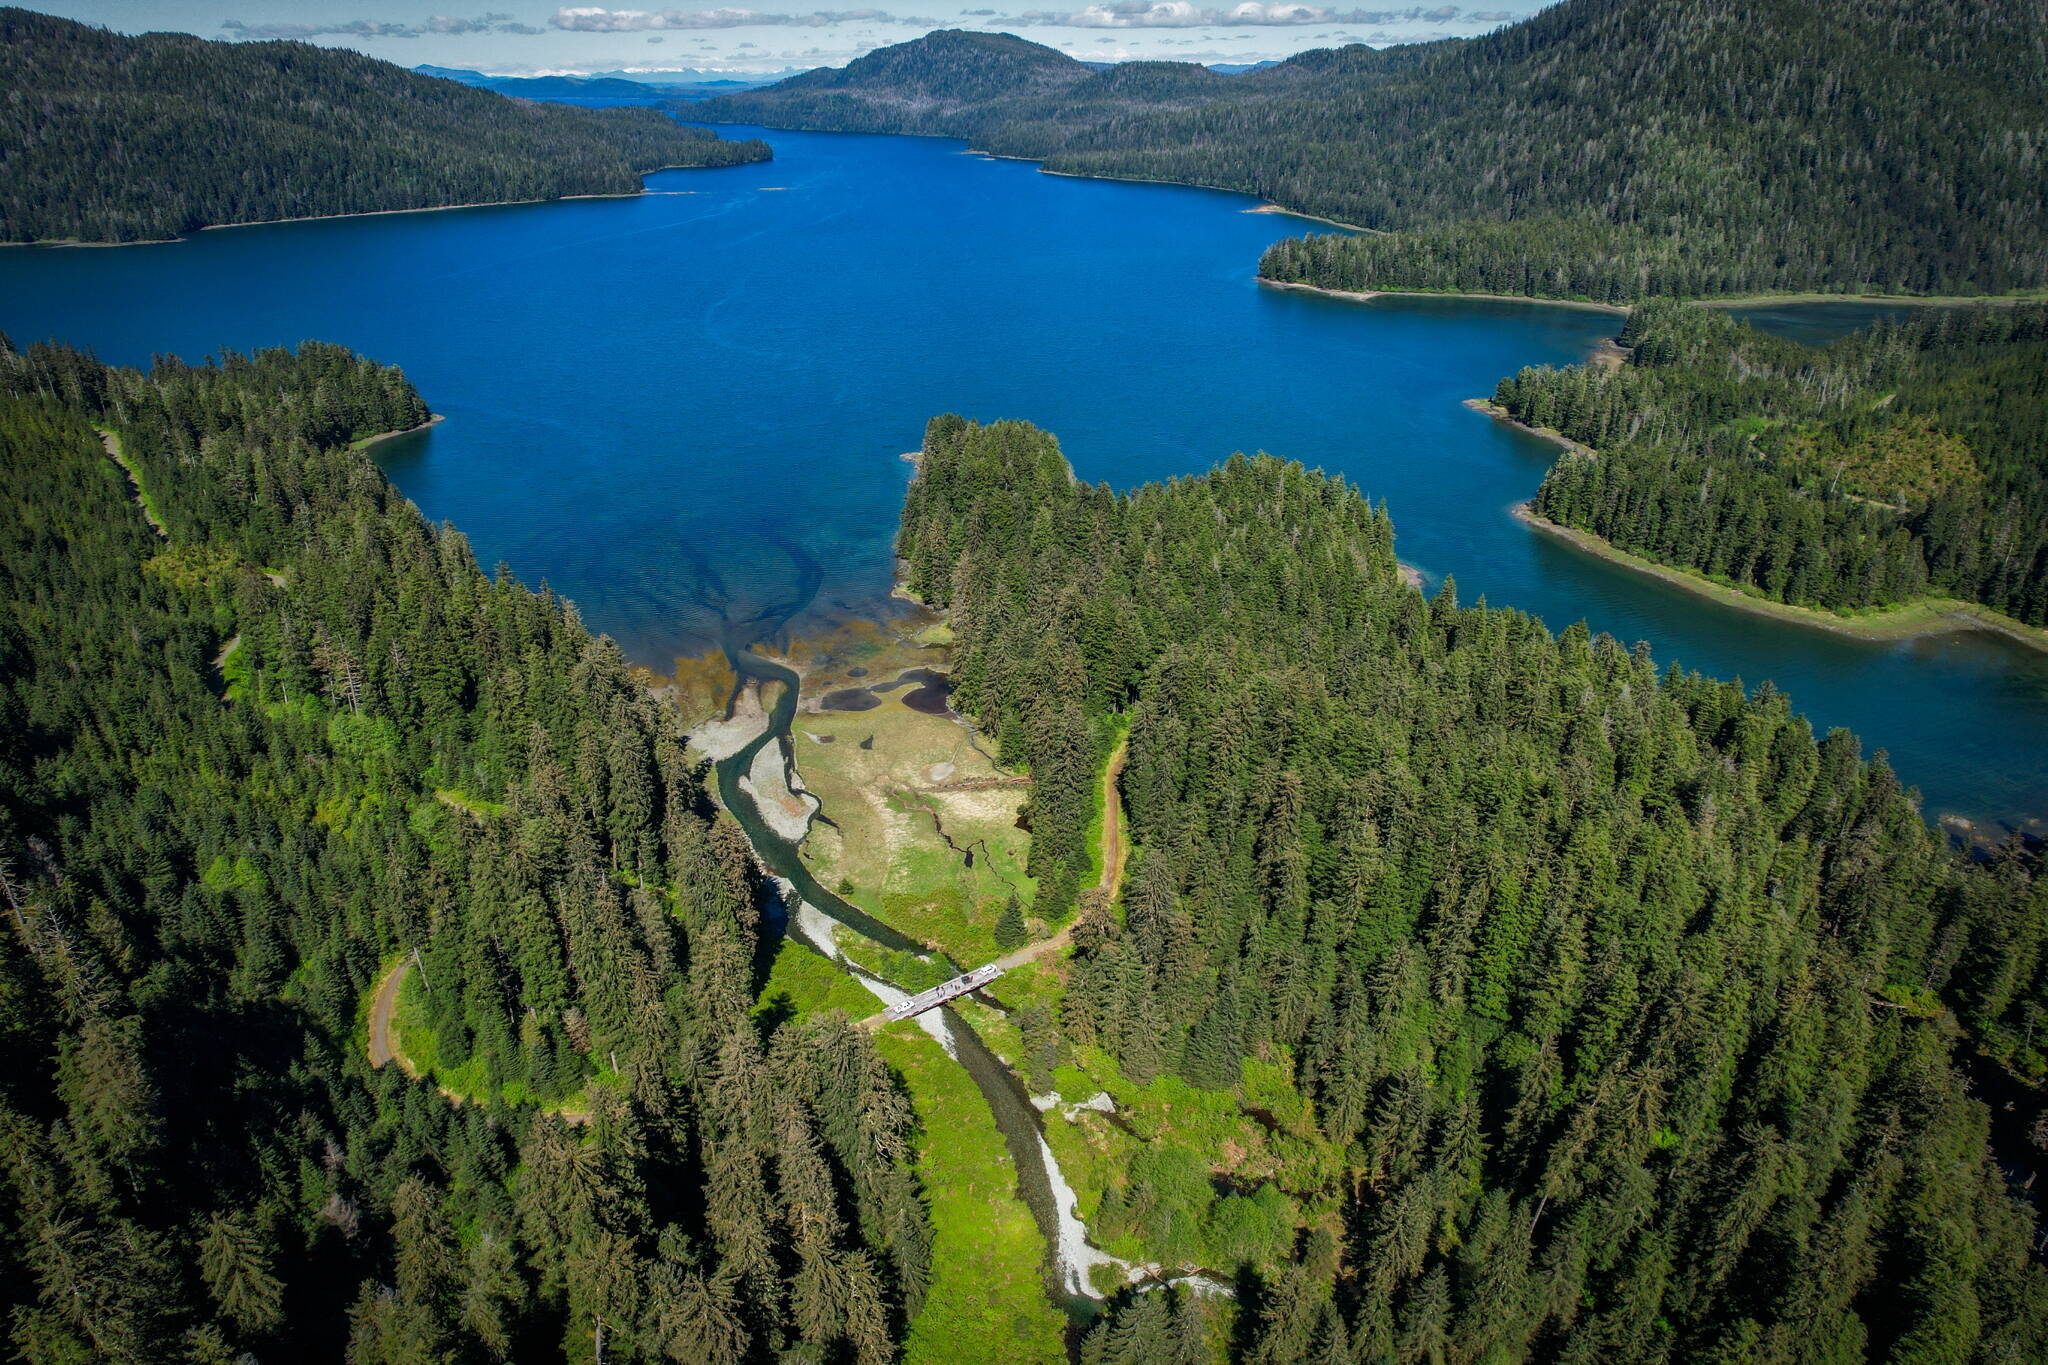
<box><xmin>708</xmin><ymin>645</ymin><xmax>1141</xmax><ymax>1322</ymax></box>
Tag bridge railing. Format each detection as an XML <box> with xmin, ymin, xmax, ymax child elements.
<box><xmin>884</xmin><ymin>962</ymin><xmax>1005</xmax><ymax>1021</ymax></box>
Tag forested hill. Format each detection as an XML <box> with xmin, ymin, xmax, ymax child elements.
<box><xmin>0</xmin><ymin>8</ymin><xmax>770</xmax><ymax>244</ymax></box>
<box><xmin>0</xmin><ymin>340</ymin><xmax>927</xmax><ymax>1361</ymax></box>
<box><xmin>703</xmin><ymin>0</ymin><xmax>2048</xmax><ymax>301</ymax></box>
<box><xmin>700</xmin><ymin>29</ymin><xmax>1094</xmax><ymax>132</ymax></box>
<box><xmin>1516</xmin><ymin>302</ymin><xmax>2048</xmax><ymax>624</ymax></box>
<box><xmin>901</xmin><ymin>415</ymin><xmax>2048</xmax><ymax>1360</ymax></box>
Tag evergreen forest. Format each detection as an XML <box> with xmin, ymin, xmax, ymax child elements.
<box><xmin>701</xmin><ymin>0</ymin><xmax>2048</xmax><ymax>302</ymax></box>
<box><xmin>898</xmin><ymin>413</ymin><xmax>2048</xmax><ymax>1362</ymax></box>
<box><xmin>1509</xmin><ymin>302</ymin><xmax>2048</xmax><ymax>624</ymax></box>
<box><xmin>7</xmin><ymin>0</ymin><xmax>2048</xmax><ymax>1357</ymax></box>
<box><xmin>0</xmin><ymin>9</ymin><xmax>770</xmax><ymax>244</ymax></box>
<box><xmin>0</xmin><ymin>339</ymin><xmax>928</xmax><ymax>1362</ymax></box>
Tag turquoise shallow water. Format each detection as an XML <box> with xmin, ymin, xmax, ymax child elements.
<box><xmin>4</xmin><ymin>126</ymin><xmax>2046</xmax><ymax>831</ymax></box>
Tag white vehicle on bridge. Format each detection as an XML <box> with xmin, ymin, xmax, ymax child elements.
<box><xmin>884</xmin><ymin>962</ymin><xmax>1005</xmax><ymax>1022</ymax></box>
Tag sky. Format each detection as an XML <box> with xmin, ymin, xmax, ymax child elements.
<box><xmin>29</xmin><ymin>1</ymin><xmax>1538</xmax><ymax>74</ymax></box>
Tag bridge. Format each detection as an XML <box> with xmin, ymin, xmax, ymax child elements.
<box><xmin>861</xmin><ymin>737</ymin><xmax>1127</xmax><ymax>1030</ymax></box>
<box><xmin>882</xmin><ymin>962</ymin><xmax>1005</xmax><ymax>1022</ymax></box>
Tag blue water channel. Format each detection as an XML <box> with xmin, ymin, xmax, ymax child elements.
<box><xmin>5</xmin><ymin>125</ymin><xmax>2044</xmax><ymax>831</ymax></box>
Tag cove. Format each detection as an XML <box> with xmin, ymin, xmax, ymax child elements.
<box><xmin>4</xmin><ymin>125</ymin><xmax>2047</xmax><ymax>832</ymax></box>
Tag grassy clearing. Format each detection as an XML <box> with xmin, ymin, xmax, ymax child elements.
<box><xmin>217</xmin><ymin>629</ymin><xmax>256</xmax><ymax>701</ymax></box>
<box><xmin>873</xmin><ymin>1020</ymin><xmax>1067</xmax><ymax>1365</ymax></box>
<box><xmin>752</xmin><ymin>935</ymin><xmax>882</xmax><ymax>1022</ymax></box>
<box><xmin>97</xmin><ymin>428</ymin><xmax>167</xmax><ymax>532</ymax></box>
<box><xmin>142</xmin><ymin>543</ymin><xmax>240</xmax><ymax>589</ymax></box>
<box><xmin>434</xmin><ymin>787</ymin><xmax>509</xmax><ymax>819</ymax></box>
<box><xmin>1518</xmin><ymin>503</ymin><xmax>2048</xmax><ymax>653</ymax></box>
<box><xmin>748</xmin><ymin>933</ymin><xmax>1063</xmax><ymax>1364</ymax></box>
<box><xmin>796</xmin><ymin>695</ymin><xmax>1037</xmax><ymax>964</ymax></box>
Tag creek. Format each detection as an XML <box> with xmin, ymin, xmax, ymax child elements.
<box><xmin>713</xmin><ymin>643</ymin><xmax>1133</xmax><ymax>1315</ymax></box>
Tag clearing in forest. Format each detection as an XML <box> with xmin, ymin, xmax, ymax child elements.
<box><xmin>795</xmin><ymin>690</ymin><xmax>1038</xmax><ymax>966</ymax></box>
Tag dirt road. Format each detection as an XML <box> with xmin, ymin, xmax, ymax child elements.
<box><xmin>368</xmin><ymin>957</ymin><xmax>412</xmax><ymax>1072</ymax></box>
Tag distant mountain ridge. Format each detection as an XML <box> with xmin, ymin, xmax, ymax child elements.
<box><xmin>700</xmin><ymin>1</ymin><xmax>2048</xmax><ymax>301</ymax></box>
<box><xmin>414</xmin><ymin>64</ymin><xmax>792</xmax><ymax>102</ymax></box>
<box><xmin>689</xmin><ymin>30</ymin><xmax>1437</xmax><ymax>145</ymax></box>
<box><xmin>0</xmin><ymin>8</ymin><xmax>770</xmax><ymax>243</ymax></box>
<box><xmin>585</xmin><ymin>66</ymin><xmax>809</xmax><ymax>85</ymax></box>
<box><xmin>415</xmin><ymin>68</ymin><xmax>663</xmax><ymax>98</ymax></box>
<box><xmin>691</xmin><ymin>30</ymin><xmax>1092</xmax><ymax>133</ymax></box>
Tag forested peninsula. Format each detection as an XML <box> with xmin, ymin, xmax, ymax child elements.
<box><xmin>1501</xmin><ymin>302</ymin><xmax>2048</xmax><ymax>631</ymax></box>
<box><xmin>699</xmin><ymin>0</ymin><xmax>2048</xmax><ymax>303</ymax></box>
<box><xmin>0</xmin><ymin>340</ymin><xmax>927</xmax><ymax>1362</ymax></box>
<box><xmin>901</xmin><ymin>414</ymin><xmax>2048</xmax><ymax>1361</ymax></box>
<box><xmin>692</xmin><ymin>0</ymin><xmax>2048</xmax><ymax>661</ymax></box>
<box><xmin>0</xmin><ymin>9</ymin><xmax>770</xmax><ymax>245</ymax></box>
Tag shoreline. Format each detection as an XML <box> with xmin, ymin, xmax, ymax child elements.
<box><xmin>8</xmin><ymin>195</ymin><xmax>631</xmax><ymax>249</ymax></box>
<box><xmin>962</xmin><ymin>149</ymin><xmax>1369</xmax><ymax>229</ymax></box>
<box><xmin>1463</xmin><ymin>397</ymin><xmax>1597</xmax><ymax>458</ymax></box>
<box><xmin>1260</xmin><ymin>279</ymin><xmax>2048</xmax><ymax>318</ymax></box>
<box><xmin>352</xmin><ymin>413</ymin><xmax>446</xmax><ymax>451</ymax></box>
<box><xmin>1257</xmin><ymin>276</ymin><xmax>1382</xmax><ymax>306</ymax></box>
<box><xmin>1</xmin><ymin>166</ymin><xmax>761</xmax><ymax>249</ymax></box>
<box><xmin>1241</xmin><ymin>202</ymin><xmax>1370</xmax><ymax>232</ymax></box>
<box><xmin>1513</xmin><ymin>501</ymin><xmax>2048</xmax><ymax>653</ymax></box>
<box><xmin>200</xmin><ymin>192</ymin><xmax>645</xmax><ymax>235</ymax></box>
<box><xmin>1256</xmin><ymin>276</ymin><xmax>1630</xmax><ymax>314</ymax></box>
<box><xmin>1470</xmin><ymin>400</ymin><xmax>2048</xmax><ymax>654</ymax></box>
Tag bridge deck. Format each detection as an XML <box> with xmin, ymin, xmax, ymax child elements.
<box><xmin>884</xmin><ymin>963</ymin><xmax>1005</xmax><ymax>1021</ymax></box>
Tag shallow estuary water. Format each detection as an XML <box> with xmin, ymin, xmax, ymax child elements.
<box><xmin>3</xmin><ymin>124</ymin><xmax>2044</xmax><ymax>830</ymax></box>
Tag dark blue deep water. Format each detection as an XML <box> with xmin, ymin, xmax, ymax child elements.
<box><xmin>5</xmin><ymin>128</ymin><xmax>2046</xmax><ymax>832</ymax></box>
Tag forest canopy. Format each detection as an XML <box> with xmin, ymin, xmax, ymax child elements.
<box><xmin>1510</xmin><ymin>302</ymin><xmax>2048</xmax><ymax>624</ymax></box>
<box><xmin>0</xmin><ymin>338</ymin><xmax>926</xmax><ymax>1362</ymax></box>
<box><xmin>0</xmin><ymin>8</ymin><xmax>770</xmax><ymax>244</ymax></box>
<box><xmin>901</xmin><ymin>412</ymin><xmax>2048</xmax><ymax>1361</ymax></box>
<box><xmin>703</xmin><ymin>0</ymin><xmax>2048</xmax><ymax>302</ymax></box>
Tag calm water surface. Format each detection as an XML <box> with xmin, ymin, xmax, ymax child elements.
<box><xmin>1720</xmin><ymin>299</ymin><xmax>1930</xmax><ymax>344</ymax></box>
<box><xmin>5</xmin><ymin>127</ymin><xmax>2045</xmax><ymax>831</ymax></box>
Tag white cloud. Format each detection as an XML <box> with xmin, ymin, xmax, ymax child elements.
<box><xmin>1009</xmin><ymin>2</ymin><xmax>1497</xmax><ymax>27</ymax></box>
<box><xmin>1014</xmin><ymin>2</ymin><xmax>1308</xmax><ymax>28</ymax></box>
<box><xmin>223</xmin><ymin>12</ymin><xmax>545</xmax><ymax>39</ymax></box>
<box><xmin>550</xmin><ymin>5</ymin><xmax>936</xmax><ymax>28</ymax></box>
